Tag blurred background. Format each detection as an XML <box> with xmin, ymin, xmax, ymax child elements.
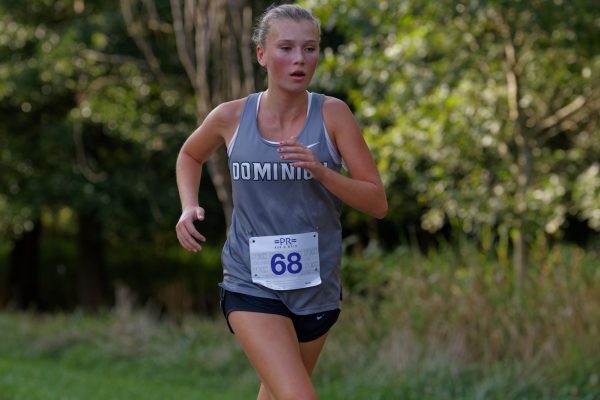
<box><xmin>0</xmin><ymin>0</ymin><xmax>599</xmax><ymax>398</ymax></box>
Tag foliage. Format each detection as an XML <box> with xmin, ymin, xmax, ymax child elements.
<box><xmin>341</xmin><ymin>241</ymin><xmax>600</xmax><ymax>360</ymax></box>
<box><xmin>0</xmin><ymin>0</ymin><xmax>211</xmax><ymax>244</ymax></box>
<box><xmin>306</xmin><ymin>0</ymin><xmax>600</xmax><ymax>248</ymax></box>
<box><xmin>331</xmin><ymin>242</ymin><xmax>600</xmax><ymax>398</ymax></box>
<box><xmin>1</xmin><ymin>0</ymin><xmax>599</xmax><ymax>310</ymax></box>
<box><xmin>0</xmin><ymin>0</ymin><xmax>227</xmax><ymax>309</ymax></box>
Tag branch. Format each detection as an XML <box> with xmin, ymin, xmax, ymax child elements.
<box><xmin>536</xmin><ymin>89</ymin><xmax>600</xmax><ymax>144</ymax></box>
<box><xmin>227</xmin><ymin>2</ymin><xmax>242</xmax><ymax>97</ymax></box>
<box><xmin>241</xmin><ymin>5</ymin><xmax>255</xmax><ymax>94</ymax></box>
<box><xmin>228</xmin><ymin>2</ymin><xmax>255</xmax><ymax>95</ymax></box>
<box><xmin>504</xmin><ymin>42</ymin><xmax>520</xmax><ymax>122</ymax></box>
<box><xmin>208</xmin><ymin>0</ymin><xmax>228</xmax><ymax>106</ymax></box>
<box><xmin>184</xmin><ymin>0</ymin><xmax>195</xmax><ymax>56</ymax></box>
<box><xmin>141</xmin><ymin>0</ymin><xmax>172</xmax><ymax>34</ymax></box>
<box><xmin>81</xmin><ymin>75</ymin><xmax>124</xmax><ymax>95</ymax></box>
<box><xmin>515</xmin><ymin>32</ymin><xmax>539</xmax><ymax>73</ymax></box>
<box><xmin>73</xmin><ymin>121</ymin><xmax>108</xmax><ymax>183</ymax></box>
<box><xmin>120</xmin><ymin>0</ymin><xmax>166</xmax><ymax>83</ymax></box>
<box><xmin>536</xmin><ymin>86</ymin><xmax>600</xmax><ymax>132</ymax></box>
<box><xmin>194</xmin><ymin>0</ymin><xmax>209</xmax><ymax>114</ymax></box>
<box><xmin>194</xmin><ymin>0</ymin><xmax>208</xmax><ymax>95</ymax></box>
<box><xmin>141</xmin><ymin>0</ymin><xmax>159</xmax><ymax>23</ymax></box>
<box><xmin>491</xmin><ymin>8</ymin><xmax>521</xmax><ymax>124</ymax></box>
<box><xmin>170</xmin><ymin>0</ymin><xmax>198</xmax><ymax>90</ymax></box>
<box><xmin>81</xmin><ymin>49</ymin><xmax>144</xmax><ymax>66</ymax></box>
<box><xmin>538</xmin><ymin>95</ymin><xmax>586</xmax><ymax>131</ymax></box>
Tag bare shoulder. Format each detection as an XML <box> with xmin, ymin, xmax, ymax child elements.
<box><xmin>322</xmin><ymin>95</ymin><xmax>360</xmax><ymax>145</ymax></box>
<box><xmin>182</xmin><ymin>97</ymin><xmax>248</xmax><ymax>160</ymax></box>
<box><xmin>322</xmin><ymin>96</ymin><xmax>357</xmax><ymax>129</ymax></box>
<box><xmin>322</xmin><ymin>95</ymin><xmax>353</xmax><ymax>121</ymax></box>
<box><xmin>211</xmin><ymin>97</ymin><xmax>247</xmax><ymax>120</ymax></box>
<box><xmin>206</xmin><ymin>97</ymin><xmax>247</xmax><ymax>140</ymax></box>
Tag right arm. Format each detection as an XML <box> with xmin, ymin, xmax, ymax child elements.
<box><xmin>175</xmin><ymin>99</ymin><xmax>244</xmax><ymax>252</ymax></box>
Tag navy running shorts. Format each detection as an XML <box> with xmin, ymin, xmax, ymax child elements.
<box><xmin>220</xmin><ymin>289</ymin><xmax>341</xmax><ymax>343</ymax></box>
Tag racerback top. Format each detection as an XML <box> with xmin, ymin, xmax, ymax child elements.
<box><xmin>219</xmin><ymin>92</ymin><xmax>343</xmax><ymax>314</ymax></box>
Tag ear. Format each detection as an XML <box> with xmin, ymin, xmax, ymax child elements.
<box><xmin>256</xmin><ymin>46</ymin><xmax>267</xmax><ymax>67</ymax></box>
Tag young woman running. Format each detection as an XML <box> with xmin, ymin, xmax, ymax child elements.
<box><xmin>175</xmin><ymin>4</ymin><xmax>387</xmax><ymax>399</ymax></box>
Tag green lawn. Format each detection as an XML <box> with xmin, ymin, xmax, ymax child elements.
<box><xmin>1</xmin><ymin>244</ymin><xmax>599</xmax><ymax>399</ymax></box>
<box><xmin>0</xmin><ymin>356</ymin><xmax>254</xmax><ymax>400</ymax></box>
<box><xmin>1</xmin><ymin>309</ymin><xmax>598</xmax><ymax>400</ymax></box>
<box><xmin>0</xmin><ymin>312</ymin><xmax>258</xmax><ymax>399</ymax></box>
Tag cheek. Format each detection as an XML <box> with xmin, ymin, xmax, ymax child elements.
<box><xmin>269</xmin><ymin>55</ymin><xmax>290</xmax><ymax>72</ymax></box>
<box><xmin>306</xmin><ymin>54</ymin><xmax>319</xmax><ymax>70</ymax></box>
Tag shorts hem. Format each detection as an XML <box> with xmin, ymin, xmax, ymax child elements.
<box><xmin>220</xmin><ymin>289</ymin><xmax>341</xmax><ymax>342</ymax></box>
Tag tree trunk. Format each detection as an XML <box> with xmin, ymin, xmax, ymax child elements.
<box><xmin>206</xmin><ymin>148</ymin><xmax>233</xmax><ymax>227</ymax></box>
<box><xmin>503</xmin><ymin>30</ymin><xmax>532</xmax><ymax>299</ymax></box>
<box><xmin>511</xmin><ymin>226</ymin><xmax>524</xmax><ymax>300</ymax></box>
<box><xmin>512</xmin><ymin>124</ymin><xmax>533</xmax><ymax>301</ymax></box>
<box><xmin>171</xmin><ymin>0</ymin><xmax>254</xmax><ymax>228</ymax></box>
<box><xmin>8</xmin><ymin>219</ymin><xmax>42</xmax><ymax>309</ymax></box>
<box><xmin>77</xmin><ymin>212</ymin><xmax>108</xmax><ymax>311</ymax></box>
<box><xmin>122</xmin><ymin>0</ymin><xmax>257</xmax><ymax>228</ymax></box>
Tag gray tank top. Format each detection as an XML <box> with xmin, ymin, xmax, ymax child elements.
<box><xmin>220</xmin><ymin>92</ymin><xmax>343</xmax><ymax>314</ymax></box>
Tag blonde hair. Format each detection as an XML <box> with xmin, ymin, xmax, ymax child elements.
<box><xmin>252</xmin><ymin>4</ymin><xmax>321</xmax><ymax>47</ymax></box>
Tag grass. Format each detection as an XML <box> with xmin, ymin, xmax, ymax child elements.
<box><xmin>1</xmin><ymin>243</ymin><xmax>599</xmax><ymax>399</ymax></box>
<box><xmin>0</xmin><ymin>357</ymin><xmax>245</xmax><ymax>400</ymax></box>
<box><xmin>0</xmin><ymin>311</ymin><xmax>258</xmax><ymax>399</ymax></box>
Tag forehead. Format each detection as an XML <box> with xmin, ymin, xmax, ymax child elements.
<box><xmin>267</xmin><ymin>19</ymin><xmax>319</xmax><ymax>42</ymax></box>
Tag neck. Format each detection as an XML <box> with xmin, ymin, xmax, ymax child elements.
<box><xmin>261</xmin><ymin>88</ymin><xmax>308</xmax><ymax>121</ymax></box>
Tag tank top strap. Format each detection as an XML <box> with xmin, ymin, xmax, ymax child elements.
<box><xmin>304</xmin><ymin>92</ymin><xmax>325</xmax><ymax>142</ymax></box>
<box><xmin>239</xmin><ymin>93</ymin><xmax>260</xmax><ymax>135</ymax></box>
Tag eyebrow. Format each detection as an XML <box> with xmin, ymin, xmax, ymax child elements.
<box><xmin>276</xmin><ymin>39</ymin><xmax>319</xmax><ymax>45</ymax></box>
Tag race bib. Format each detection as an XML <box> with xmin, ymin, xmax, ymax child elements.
<box><xmin>249</xmin><ymin>232</ymin><xmax>321</xmax><ymax>291</ymax></box>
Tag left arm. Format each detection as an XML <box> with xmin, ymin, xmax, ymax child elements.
<box><xmin>278</xmin><ymin>96</ymin><xmax>388</xmax><ymax>219</ymax></box>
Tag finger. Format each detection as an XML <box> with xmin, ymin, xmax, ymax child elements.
<box><xmin>277</xmin><ymin>146</ymin><xmax>307</xmax><ymax>155</ymax></box>
<box><xmin>176</xmin><ymin>221</ymin><xmax>204</xmax><ymax>251</ymax></box>
<box><xmin>279</xmin><ymin>152</ymin><xmax>314</xmax><ymax>162</ymax></box>
<box><xmin>176</xmin><ymin>229</ymin><xmax>202</xmax><ymax>252</ymax></box>
<box><xmin>290</xmin><ymin>160</ymin><xmax>321</xmax><ymax>169</ymax></box>
<box><xmin>277</xmin><ymin>144</ymin><xmax>310</xmax><ymax>154</ymax></box>
<box><xmin>290</xmin><ymin>161</ymin><xmax>307</xmax><ymax>169</ymax></box>
<box><xmin>278</xmin><ymin>137</ymin><xmax>302</xmax><ymax>146</ymax></box>
<box><xmin>186</xmin><ymin>221</ymin><xmax>206</xmax><ymax>243</ymax></box>
<box><xmin>176</xmin><ymin>224</ymin><xmax>200</xmax><ymax>251</ymax></box>
<box><xmin>278</xmin><ymin>139</ymin><xmax>305</xmax><ymax>147</ymax></box>
<box><xmin>190</xmin><ymin>230</ymin><xmax>207</xmax><ymax>243</ymax></box>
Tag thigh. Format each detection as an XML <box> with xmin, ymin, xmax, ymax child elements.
<box><xmin>299</xmin><ymin>332</ymin><xmax>329</xmax><ymax>376</ymax></box>
<box><xmin>220</xmin><ymin>289</ymin><xmax>291</xmax><ymax>334</ymax></box>
<box><xmin>228</xmin><ymin>311</ymin><xmax>317</xmax><ymax>399</ymax></box>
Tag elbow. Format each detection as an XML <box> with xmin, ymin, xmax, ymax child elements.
<box><xmin>368</xmin><ymin>186</ymin><xmax>388</xmax><ymax>219</ymax></box>
<box><xmin>177</xmin><ymin>148</ymin><xmax>203</xmax><ymax>167</ymax></box>
<box><xmin>372</xmin><ymin>197</ymin><xmax>388</xmax><ymax>220</ymax></box>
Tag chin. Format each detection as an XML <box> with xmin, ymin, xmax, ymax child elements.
<box><xmin>279</xmin><ymin>84</ymin><xmax>309</xmax><ymax>94</ymax></box>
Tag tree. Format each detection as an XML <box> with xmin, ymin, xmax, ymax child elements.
<box><xmin>120</xmin><ymin>0</ymin><xmax>262</xmax><ymax>227</ymax></box>
<box><xmin>0</xmin><ymin>0</ymin><xmax>194</xmax><ymax>309</ymax></box>
<box><xmin>307</xmin><ymin>0</ymin><xmax>600</xmax><ymax>292</ymax></box>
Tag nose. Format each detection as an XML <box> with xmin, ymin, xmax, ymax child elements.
<box><xmin>293</xmin><ymin>48</ymin><xmax>304</xmax><ymax>64</ymax></box>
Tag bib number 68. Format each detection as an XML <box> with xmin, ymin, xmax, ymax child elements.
<box><xmin>271</xmin><ymin>252</ymin><xmax>302</xmax><ymax>275</ymax></box>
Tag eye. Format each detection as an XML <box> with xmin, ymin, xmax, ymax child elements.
<box><xmin>280</xmin><ymin>46</ymin><xmax>291</xmax><ymax>51</ymax></box>
<box><xmin>305</xmin><ymin>47</ymin><xmax>316</xmax><ymax>53</ymax></box>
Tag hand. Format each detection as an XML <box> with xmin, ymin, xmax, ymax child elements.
<box><xmin>175</xmin><ymin>206</ymin><xmax>206</xmax><ymax>252</ymax></box>
<box><xmin>277</xmin><ymin>137</ymin><xmax>327</xmax><ymax>180</ymax></box>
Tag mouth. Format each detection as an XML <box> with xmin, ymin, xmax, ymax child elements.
<box><xmin>290</xmin><ymin>71</ymin><xmax>306</xmax><ymax>78</ymax></box>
